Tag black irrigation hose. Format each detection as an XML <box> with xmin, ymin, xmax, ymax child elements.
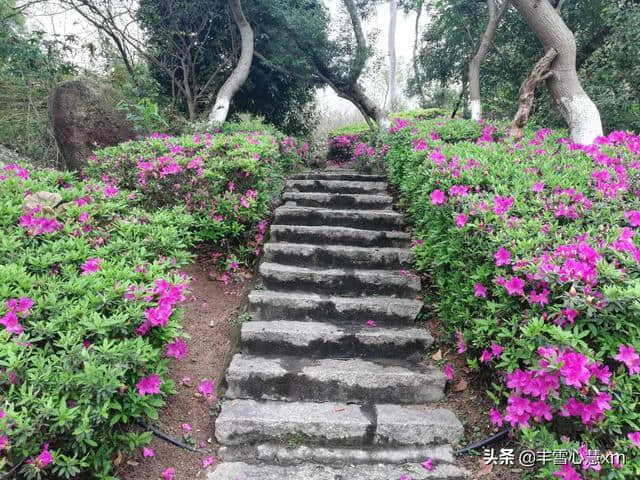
<box><xmin>137</xmin><ymin>420</ymin><xmax>200</xmax><ymax>452</ymax></box>
<box><xmin>454</xmin><ymin>428</ymin><xmax>510</xmax><ymax>456</ymax></box>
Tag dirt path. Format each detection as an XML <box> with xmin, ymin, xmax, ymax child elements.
<box><xmin>116</xmin><ymin>262</ymin><xmax>249</xmax><ymax>480</ymax></box>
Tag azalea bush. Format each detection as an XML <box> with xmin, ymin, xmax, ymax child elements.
<box><xmin>0</xmin><ymin>124</ymin><xmax>306</xmax><ymax>479</ymax></box>
<box><xmin>378</xmin><ymin>115</ymin><xmax>640</xmax><ymax>479</ymax></box>
<box><xmin>84</xmin><ymin>126</ymin><xmax>308</xmax><ymax>274</ymax></box>
<box><xmin>0</xmin><ymin>165</ymin><xmax>194</xmax><ymax>479</ymax></box>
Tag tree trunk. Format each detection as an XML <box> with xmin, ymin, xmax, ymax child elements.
<box><xmin>412</xmin><ymin>0</ymin><xmax>426</xmax><ymax>106</ymax></box>
<box><xmin>208</xmin><ymin>0</ymin><xmax>254</xmax><ymax>126</ymax></box>
<box><xmin>511</xmin><ymin>0</ymin><xmax>603</xmax><ymax>144</ymax></box>
<box><xmin>468</xmin><ymin>0</ymin><xmax>508</xmax><ymax>120</ymax></box>
<box><xmin>352</xmin><ymin>83</ymin><xmax>390</xmax><ymax>128</ymax></box>
<box><xmin>387</xmin><ymin>0</ymin><xmax>398</xmax><ymax>110</ymax></box>
<box><xmin>509</xmin><ymin>48</ymin><xmax>557</xmax><ymax>139</ymax></box>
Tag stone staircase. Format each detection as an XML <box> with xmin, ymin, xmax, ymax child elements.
<box><xmin>207</xmin><ymin>171</ymin><xmax>469</xmax><ymax>480</ymax></box>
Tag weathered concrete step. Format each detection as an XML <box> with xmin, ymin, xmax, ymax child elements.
<box><xmin>259</xmin><ymin>263</ymin><xmax>420</xmax><ymax>298</ymax></box>
<box><xmin>263</xmin><ymin>243</ymin><xmax>412</xmax><ymax>270</ymax></box>
<box><xmin>288</xmin><ymin>172</ymin><xmax>387</xmax><ymax>182</ymax></box>
<box><xmin>207</xmin><ymin>461</ymin><xmax>470</xmax><ymax>479</ymax></box>
<box><xmin>275</xmin><ymin>206</ymin><xmax>404</xmax><ymax>231</ymax></box>
<box><xmin>216</xmin><ymin>399</ymin><xmax>462</xmax><ymax>447</ymax></box>
<box><xmin>241</xmin><ymin>320</ymin><xmax>433</xmax><ymax>358</ymax></box>
<box><xmin>249</xmin><ymin>290</ymin><xmax>422</xmax><ymax>324</ymax></box>
<box><xmin>225</xmin><ymin>354</ymin><xmax>445</xmax><ymax>404</ymax></box>
<box><xmin>269</xmin><ymin>225</ymin><xmax>410</xmax><ymax>248</ymax></box>
<box><xmin>218</xmin><ymin>443</ymin><xmax>455</xmax><ymax>466</ymax></box>
<box><xmin>286</xmin><ymin>179</ymin><xmax>387</xmax><ymax>194</ymax></box>
<box><xmin>283</xmin><ymin>192</ymin><xmax>393</xmax><ymax>210</ymax></box>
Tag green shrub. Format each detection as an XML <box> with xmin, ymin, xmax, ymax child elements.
<box><xmin>0</xmin><ymin>166</ymin><xmax>194</xmax><ymax>479</ymax></box>
<box><xmin>85</xmin><ymin>129</ymin><xmax>307</xmax><ymax>271</ymax></box>
<box><xmin>380</xmin><ymin>117</ymin><xmax>640</xmax><ymax>479</ymax></box>
<box><xmin>0</xmin><ymin>124</ymin><xmax>307</xmax><ymax>479</ymax></box>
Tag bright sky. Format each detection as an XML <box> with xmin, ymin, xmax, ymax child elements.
<box><xmin>25</xmin><ymin>1</ymin><xmax>425</xmax><ymax>121</ymax></box>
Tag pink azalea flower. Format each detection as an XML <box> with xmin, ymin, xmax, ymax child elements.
<box><xmin>615</xmin><ymin>344</ymin><xmax>640</xmax><ymax>375</ymax></box>
<box><xmin>474</xmin><ymin>283</ymin><xmax>487</xmax><ymax>298</ymax></box>
<box><xmin>162</xmin><ymin>468</ymin><xmax>176</xmax><ymax>480</ymax></box>
<box><xmin>181</xmin><ymin>423</ymin><xmax>192</xmax><ymax>433</ymax></box>
<box><xmin>443</xmin><ymin>364</ymin><xmax>454</xmax><ymax>380</ymax></box>
<box><xmin>532</xmin><ymin>182</ymin><xmax>545</xmax><ymax>193</ymax></box>
<box><xmin>0</xmin><ymin>435</ymin><xmax>8</xmax><ymax>451</ymax></box>
<box><xmin>494</xmin><ymin>247</ymin><xmax>511</xmax><ymax>266</ymax></box>
<box><xmin>628</xmin><ymin>431</ymin><xmax>640</xmax><ymax>448</ymax></box>
<box><xmin>553</xmin><ymin>464</ymin><xmax>582</xmax><ymax>480</ymax></box>
<box><xmin>399</xmin><ymin>475</ymin><xmax>413</xmax><ymax>480</ymax></box>
<box><xmin>421</xmin><ymin>458</ymin><xmax>434</xmax><ymax>471</ymax></box>
<box><xmin>202</xmin><ymin>456</ymin><xmax>216</xmax><ymax>468</ymax></box>
<box><xmin>489</xmin><ymin>408</ymin><xmax>503</xmax><ymax>427</ymax></box>
<box><xmin>366</xmin><ymin>319</ymin><xmax>377</xmax><ymax>328</ymax></box>
<box><xmin>490</xmin><ymin>343</ymin><xmax>503</xmax><ymax>358</ymax></box>
<box><xmin>455</xmin><ymin>331</ymin><xmax>466</xmax><ymax>353</ymax></box>
<box><xmin>1</xmin><ymin>311</ymin><xmax>24</xmax><ymax>336</ymax></box>
<box><xmin>504</xmin><ymin>277</ymin><xmax>525</xmax><ymax>296</ymax></box>
<box><xmin>81</xmin><ymin>257</ymin><xmax>101</xmax><ymax>275</ymax></box>
<box><xmin>430</xmin><ymin>189</ymin><xmax>446</xmax><ymax>205</ymax></box>
<box><xmin>455</xmin><ymin>213</ymin><xmax>468</xmax><ymax>227</ymax></box>
<box><xmin>30</xmin><ymin>443</ymin><xmax>53</xmax><ymax>469</ymax></box>
<box><xmin>480</xmin><ymin>350</ymin><xmax>493</xmax><ymax>363</ymax></box>
<box><xmin>142</xmin><ymin>447</ymin><xmax>155</xmax><ymax>458</ymax></box>
<box><xmin>165</xmin><ymin>339</ymin><xmax>188</xmax><ymax>360</ymax></box>
<box><xmin>198</xmin><ymin>380</ymin><xmax>215</xmax><ymax>398</ymax></box>
<box><xmin>625</xmin><ymin>210</ymin><xmax>640</xmax><ymax>227</ymax></box>
<box><xmin>103</xmin><ymin>185</ymin><xmax>119</xmax><ymax>198</ymax></box>
<box><xmin>136</xmin><ymin>374</ymin><xmax>162</xmax><ymax>396</ymax></box>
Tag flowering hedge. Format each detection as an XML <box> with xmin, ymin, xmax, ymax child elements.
<box><xmin>0</xmin><ymin>126</ymin><xmax>305</xmax><ymax>478</ymax></box>
<box><xmin>380</xmin><ymin>116</ymin><xmax>640</xmax><ymax>479</ymax></box>
<box><xmin>84</xmin><ymin>128</ymin><xmax>308</xmax><ymax>275</ymax></box>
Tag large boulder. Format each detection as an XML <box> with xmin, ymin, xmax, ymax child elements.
<box><xmin>50</xmin><ymin>77</ymin><xmax>136</xmax><ymax>171</ymax></box>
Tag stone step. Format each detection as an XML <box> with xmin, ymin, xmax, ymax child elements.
<box><xmin>263</xmin><ymin>243</ymin><xmax>412</xmax><ymax>270</ymax></box>
<box><xmin>283</xmin><ymin>192</ymin><xmax>393</xmax><ymax>210</ymax></box>
<box><xmin>207</xmin><ymin>461</ymin><xmax>470</xmax><ymax>479</ymax></box>
<box><xmin>218</xmin><ymin>443</ymin><xmax>455</xmax><ymax>467</ymax></box>
<box><xmin>249</xmin><ymin>290</ymin><xmax>423</xmax><ymax>324</ymax></box>
<box><xmin>224</xmin><ymin>354</ymin><xmax>445</xmax><ymax>404</ymax></box>
<box><xmin>275</xmin><ymin>206</ymin><xmax>404</xmax><ymax>231</ymax></box>
<box><xmin>269</xmin><ymin>225</ymin><xmax>410</xmax><ymax>248</ymax></box>
<box><xmin>216</xmin><ymin>399</ymin><xmax>463</xmax><ymax>447</ymax></box>
<box><xmin>286</xmin><ymin>179</ymin><xmax>387</xmax><ymax>194</ymax></box>
<box><xmin>288</xmin><ymin>172</ymin><xmax>387</xmax><ymax>182</ymax></box>
<box><xmin>241</xmin><ymin>320</ymin><xmax>433</xmax><ymax>358</ymax></box>
<box><xmin>259</xmin><ymin>262</ymin><xmax>420</xmax><ymax>298</ymax></box>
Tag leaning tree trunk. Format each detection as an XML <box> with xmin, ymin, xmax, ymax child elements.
<box><xmin>208</xmin><ymin>0</ymin><xmax>254</xmax><ymax>126</ymax></box>
<box><xmin>350</xmin><ymin>83</ymin><xmax>390</xmax><ymax>129</ymax></box>
<box><xmin>387</xmin><ymin>0</ymin><xmax>398</xmax><ymax>110</ymax></box>
<box><xmin>511</xmin><ymin>0</ymin><xmax>603</xmax><ymax>144</ymax></box>
<box><xmin>509</xmin><ymin>48</ymin><xmax>557</xmax><ymax>139</ymax></box>
<box><xmin>468</xmin><ymin>0</ymin><xmax>508</xmax><ymax>120</ymax></box>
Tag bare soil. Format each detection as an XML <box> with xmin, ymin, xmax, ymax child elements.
<box><xmin>115</xmin><ymin>262</ymin><xmax>250</xmax><ymax>480</ymax></box>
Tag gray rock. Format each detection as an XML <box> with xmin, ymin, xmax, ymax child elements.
<box><xmin>263</xmin><ymin>242</ymin><xmax>413</xmax><ymax>269</ymax></box>
<box><xmin>225</xmin><ymin>354</ymin><xmax>445</xmax><ymax>403</ymax></box>
<box><xmin>215</xmin><ymin>399</ymin><xmax>370</xmax><ymax>445</ymax></box>
<box><xmin>241</xmin><ymin>320</ymin><xmax>433</xmax><ymax>358</ymax></box>
<box><xmin>259</xmin><ymin>262</ymin><xmax>421</xmax><ymax>298</ymax></box>
<box><xmin>288</xmin><ymin>172</ymin><xmax>387</xmax><ymax>182</ymax></box>
<box><xmin>283</xmin><ymin>192</ymin><xmax>393</xmax><ymax>210</ymax></box>
<box><xmin>248</xmin><ymin>290</ymin><xmax>423</xmax><ymax>324</ymax></box>
<box><xmin>269</xmin><ymin>224</ymin><xmax>410</xmax><ymax>248</ymax></box>
<box><xmin>286</xmin><ymin>179</ymin><xmax>387</xmax><ymax>194</ymax></box>
<box><xmin>49</xmin><ymin>77</ymin><xmax>136</xmax><ymax>171</ymax></box>
<box><xmin>375</xmin><ymin>405</ymin><xmax>464</xmax><ymax>446</ymax></box>
<box><xmin>275</xmin><ymin>206</ymin><xmax>405</xmax><ymax>231</ymax></box>
<box><xmin>206</xmin><ymin>461</ymin><xmax>471</xmax><ymax>479</ymax></box>
<box><xmin>218</xmin><ymin>443</ymin><xmax>455</xmax><ymax>465</ymax></box>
